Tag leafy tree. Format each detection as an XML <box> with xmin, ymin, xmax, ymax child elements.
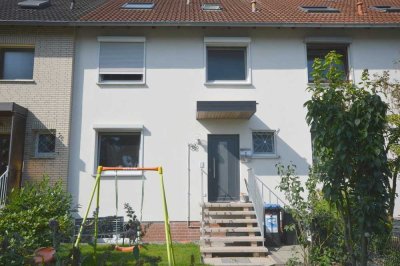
<box><xmin>277</xmin><ymin>164</ymin><xmax>346</xmax><ymax>265</ymax></box>
<box><xmin>304</xmin><ymin>51</ymin><xmax>390</xmax><ymax>265</ymax></box>
<box><xmin>371</xmin><ymin>70</ymin><xmax>400</xmax><ymax>220</ymax></box>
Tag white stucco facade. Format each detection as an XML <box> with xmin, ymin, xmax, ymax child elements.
<box><xmin>68</xmin><ymin>27</ymin><xmax>400</xmax><ymax>222</ymax></box>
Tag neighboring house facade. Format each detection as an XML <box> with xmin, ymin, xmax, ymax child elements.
<box><xmin>1</xmin><ymin>0</ymin><xmax>400</xmax><ymax>246</ymax></box>
<box><xmin>0</xmin><ymin>26</ymin><xmax>75</xmax><ymax>201</ymax></box>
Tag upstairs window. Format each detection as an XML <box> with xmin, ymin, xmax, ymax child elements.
<box><xmin>98</xmin><ymin>37</ymin><xmax>145</xmax><ymax>84</ymax></box>
<box><xmin>306</xmin><ymin>44</ymin><xmax>348</xmax><ymax>83</ymax></box>
<box><xmin>207</xmin><ymin>47</ymin><xmax>247</xmax><ymax>81</ymax></box>
<box><xmin>204</xmin><ymin>37</ymin><xmax>251</xmax><ymax>84</ymax></box>
<box><xmin>0</xmin><ymin>48</ymin><xmax>34</xmax><ymax>80</ymax></box>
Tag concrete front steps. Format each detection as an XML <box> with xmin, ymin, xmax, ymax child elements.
<box><xmin>200</xmin><ymin>202</ymin><xmax>272</xmax><ymax>266</ymax></box>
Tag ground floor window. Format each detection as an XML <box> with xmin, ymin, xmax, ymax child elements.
<box><xmin>35</xmin><ymin>130</ymin><xmax>56</xmax><ymax>157</ymax></box>
<box><xmin>252</xmin><ymin>131</ymin><xmax>275</xmax><ymax>155</ymax></box>
<box><xmin>98</xmin><ymin>132</ymin><xmax>141</xmax><ymax>167</ymax></box>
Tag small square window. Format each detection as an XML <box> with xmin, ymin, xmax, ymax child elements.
<box><xmin>252</xmin><ymin>131</ymin><xmax>275</xmax><ymax>154</ymax></box>
<box><xmin>35</xmin><ymin>131</ymin><xmax>56</xmax><ymax>157</ymax></box>
<box><xmin>0</xmin><ymin>48</ymin><xmax>34</xmax><ymax>80</ymax></box>
<box><xmin>306</xmin><ymin>44</ymin><xmax>349</xmax><ymax>83</ymax></box>
<box><xmin>206</xmin><ymin>47</ymin><xmax>247</xmax><ymax>81</ymax></box>
<box><xmin>98</xmin><ymin>132</ymin><xmax>141</xmax><ymax>167</ymax></box>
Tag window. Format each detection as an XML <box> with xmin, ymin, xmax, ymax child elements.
<box><xmin>207</xmin><ymin>47</ymin><xmax>247</xmax><ymax>81</ymax></box>
<box><xmin>98</xmin><ymin>132</ymin><xmax>141</xmax><ymax>168</ymax></box>
<box><xmin>306</xmin><ymin>44</ymin><xmax>348</xmax><ymax>83</ymax></box>
<box><xmin>252</xmin><ymin>131</ymin><xmax>275</xmax><ymax>154</ymax></box>
<box><xmin>202</xmin><ymin>3</ymin><xmax>223</xmax><ymax>11</ymax></box>
<box><xmin>300</xmin><ymin>6</ymin><xmax>340</xmax><ymax>13</ymax></box>
<box><xmin>98</xmin><ymin>37</ymin><xmax>145</xmax><ymax>84</ymax></box>
<box><xmin>35</xmin><ymin>131</ymin><xmax>56</xmax><ymax>157</ymax></box>
<box><xmin>0</xmin><ymin>48</ymin><xmax>34</xmax><ymax>80</ymax></box>
<box><xmin>122</xmin><ymin>2</ymin><xmax>155</xmax><ymax>9</ymax></box>
<box><xmin>371</xmin><ymin>6</ymin><xmax>400</xmax><ymax>12</ymax></box>
<box><xmin>204</xmin><ymin>37</ymin><xmax>251</xmax><ymax>84</ymax></box>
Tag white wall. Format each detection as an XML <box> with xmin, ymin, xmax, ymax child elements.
<box><xmin>68</xmin><ymin>27</ymin><xmax>400</xmax><ymax>222</ymax></box>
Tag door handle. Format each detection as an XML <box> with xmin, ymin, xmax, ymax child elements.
<box><xmin>213</xmin><ymin>158</ymin><xmax>216</xmax><ymax>179</ymax></box>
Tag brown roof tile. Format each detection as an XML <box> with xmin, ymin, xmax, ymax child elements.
<box><xmin>1</xmin><ymin>0</ymin><xmax>400</xmax><ymax>26</ymax></box>
<box><xmin>79</xmin><ymin>0</ymin><xmax>400</xmax><ymax>25</ymax></box>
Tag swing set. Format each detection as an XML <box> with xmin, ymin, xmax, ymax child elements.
<box><xmin>74</xmin><ymin>166</ymin><xmax>175</xmax><ymax>266</ymax></box>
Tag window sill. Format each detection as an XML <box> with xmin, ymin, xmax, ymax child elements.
<box><xmin>205</xmin><ymin>81</ymin><xmax>252</xmax><ymax>86</ymax></box>
<box><xmin>97</xmin><ymin>81</ymin><xmax>146</xmax><ymax>86</ymax></box>
<box><xmin>251</xmin><ymin>154</ymin><xmax>280</xmax><ymax>159</ymax></box>
<box><xmin>0</xmin><ymin>79</ymin><xmax>35</xmax><ymax>84</ymax></box>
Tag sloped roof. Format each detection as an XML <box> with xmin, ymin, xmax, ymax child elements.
<box><xmin>1</xmin><ymin>0</ymin><xmax>400</xmax><ymax>27</ymax></box>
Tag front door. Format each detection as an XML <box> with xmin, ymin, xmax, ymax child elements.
<box><xmin>0</xmin><ymin>134</ymin><xmax>10</xmax><ymax>175</ymax></box>
<box><xmin>208</xmin><ymin>134</ymin><xmax>240</xmax><ymax>202</ymax></box>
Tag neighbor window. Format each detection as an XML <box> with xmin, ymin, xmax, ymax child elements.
<box><xmin>252</xmin><ymin>131</ymin><xmax>275</xmax><ymax>154</ymax></box>
<box><xmin>0</xmin><ymin>48</ymin><xmax>34</xmax><ymax>80</ymax></box>
<box><xmin>98</xmin><ymin>132</ymin><xmax>141</xmax><ymax>167</ymax></box>
<box><xmin>307</xmin><ymin>44</ymin><xmax>348</xmax><ymax>82</ymax></box>
<box><xmin>206</xmin><ymin>47</ymin><xmax>247</xmax><ymax>81</ymax></box>
<box><xmin>98</xmin><ymin>37</ymin><xmax>145</xmax><ymax>83</ymax></box>
<box><xmin>35</xmin><ymin>131</ymin><xmax>56</xmax><ymax>157</ymax></box>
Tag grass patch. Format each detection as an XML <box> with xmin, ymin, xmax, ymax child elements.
<box><xmin>59</xmin><ymin>243</ymin><xmax>206</xmax><ymax>265</ymax></box>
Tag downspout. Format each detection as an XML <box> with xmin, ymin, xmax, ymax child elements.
<box><xmin>187</xmin><ymin>142</ymin><xmax>199</xmax><ymax>228</ymax></box>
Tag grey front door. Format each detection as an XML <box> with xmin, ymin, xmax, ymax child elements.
<box><xmin>208</xmin><ymin>134</ymin><xmax>240</xmax><ymax>202</ymax></box>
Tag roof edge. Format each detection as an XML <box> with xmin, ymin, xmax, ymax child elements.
<box><xmin>1</xmin><ymin>20</ymin><xmax>400</xmax><ymax>28</ymax></box>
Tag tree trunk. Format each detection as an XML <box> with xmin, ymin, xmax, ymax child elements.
<box><xmin>360</xmin><ymin>229</ymin><xmax>368</xmax><ymax>266</ymax></box>
<box><xmin>389</xmin><ymin>170</ymin><xmax>397</xmax><ymax>220</ymax></box>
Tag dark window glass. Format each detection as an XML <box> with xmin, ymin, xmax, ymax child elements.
<box><xmin>252</xmin><ymin>132</ymin><xmax>275</xmax><ymax>154</ymax></box>
<box><xmin>98</xmin><ymin>133</ymin><xmax>140</xmax><ymax>167</ymax></box>
<box><xmin>37</xmin><ymin>133</ymin><xmax>56</xmax><ymax>154</ymax></box>
<box><xmin>207</xmin><ymin>47</ymin><xmax>246</xmax><ymax>81</ymax></box>
<box><xmin>307</xmin><ymin>45</ymin><xmax>348</xmax><ymax>82</ymax></box>
<box><xmin>100</xmin><ymin>74</ymin><xmax>143</xmax><ymax>81</ymax></box>
<box><xmin>0</xmin><ymin>48</ymin><xmax>34</xmax><ymax>79</ymax></box>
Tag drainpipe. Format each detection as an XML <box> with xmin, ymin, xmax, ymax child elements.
<box><xmin>187</xmin><ymin>143</ymin><xmax>199</xmax><ymax>228</ymax></box>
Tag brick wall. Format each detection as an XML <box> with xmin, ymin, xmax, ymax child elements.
<box><xmin>142</xmin><ymin>221</ymin><xmax>201</xmax><ymax>243</ymax></box>
<box><xmin>0</xmin><ymin>27</ymin><xmax>74</xmax><ymax>189</ymax></box>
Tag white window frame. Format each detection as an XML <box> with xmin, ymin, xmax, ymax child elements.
<box><xmin>251</xmin><ymin>130</ymin><xmax>279</xmax><ymax>159</ymax></box>
<box><xmin>304</xmin><ymin>37</ymin><xmax>353</xmax><ymax>84</ymax></box>
<box><xmin>34</xmin><ymin>130</ymin><xmax>56</xmax><ymax>158</ymax></box>
<box><xmin>97</xmin><ymin>36</ymin><xmax>146</xmax><ymax>85</ymax></box>
<box><xmin>204</xmin><ymin>37</ymin><xmax>252</xmax><ymax>85</ymax></box>
<box><xmin>93</xmin><ymin>124</ymin><xmax>144</xmax><ymax>177</ymax></box>
<box><xmin>0</xmin><ymin>45</ymin><xmax>35</xmax><ymax>82</ymax></box>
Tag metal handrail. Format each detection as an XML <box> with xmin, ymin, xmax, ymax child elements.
<box><xmin>255</xmin><ymin>176</ymin><xmax>287</xmax><ymax>207</ymax></box>
<box><xmin>247</xmin><ymin>168</ymin><xmax>265</xmax><ymax>240</ymax></box>
<box><xmin>0</xmin><ymin>167</ymin><xmax>9</xmax><ymax>206</ymax></box>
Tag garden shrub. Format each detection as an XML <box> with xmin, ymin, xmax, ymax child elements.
<box><xmin>0</xmin><ymin>176</ymin><xmax>75</xmax><ymax>265</ymax></box>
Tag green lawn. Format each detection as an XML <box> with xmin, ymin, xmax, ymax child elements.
<box><xmin>59</xmin><ymin>243</ymin><xmax>207</xmax><ymax>265</ymax></box>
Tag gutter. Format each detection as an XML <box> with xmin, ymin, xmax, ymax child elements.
<box><xmin>1</xmin><ymin>20</ymin><xmax>400</xmax><ymax>28</ymax></box>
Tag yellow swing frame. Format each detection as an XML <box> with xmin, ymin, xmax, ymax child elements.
<box><xmin>74</xmin><ymin>166</ymin><xmax>175</xmax><ymax>266</ymax></box>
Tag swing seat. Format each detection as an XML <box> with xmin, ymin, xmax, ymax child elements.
<box><xmin>115</xmin><ymin>245</ymin><xmax>141</xmax><ymax>252</ymax></box>
<box><xmin>33</xmin><ymin>247</ymin><xmax>55</xmax><ymax>264</ymax></box>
